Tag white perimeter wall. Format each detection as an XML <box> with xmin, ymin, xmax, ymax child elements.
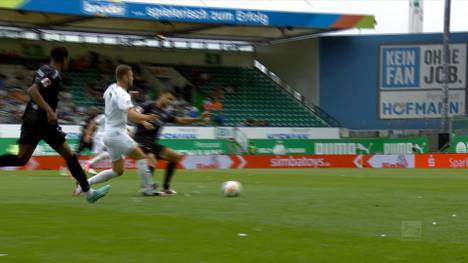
<box><xmin>254</xmin><ymin>38</ymin><xmax>320</xmax><ymax>105</ymax></box>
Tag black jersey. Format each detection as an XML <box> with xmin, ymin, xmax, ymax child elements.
<box><xmin>23</xmin><ymin>64</ymin><xmax>63</xmax><ymax>121</ymax></box>
<box><xmin>80</xmin><ymin>115</ymin><xmax>95</xmax><ymax>134</ymax></box>
<box><xmin>134</xmin><ymin>101</ymin><xmax>176</xmax><ymax>141</ymax></box>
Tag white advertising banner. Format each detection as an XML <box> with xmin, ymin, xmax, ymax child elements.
<box><xmin>0</xmin><ymin>125</ymin><xmax>340</xmax><ymax>140</ymax></box>
<box><xmin>379</xmin><ymin>43</ymin><xmax>467</xmax><ymax>119</ymax></box>
<box><xmin>366</xmin><ymin>154</ymin><xmax>415</xmax><ymax>168</ymax></box>
<box><xmin>380</xmin><ymin>90</ymin><xmax>465</xmax><ymax>119</ymax></box>
<box><xmin>0</xmin><ymin>124</ymin><xmax>81</xmax><ymax>139</ymax></box>
<box><xmin>237</xmin><ymin>127</ymin><xmax>340</xmax><ymax>139</ymax></box>
<box><xmin>159</xmin><ymin>126</ymin><xmax>216</xmax><ymax>139</ymax></box>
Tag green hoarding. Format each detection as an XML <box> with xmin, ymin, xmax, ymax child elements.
<box><xmin>159</xmin><ymin>139</ymin><xmax>230</xmax><ymax>155</ymax></box>
<box><xmin>249</xmin><ymin>138</ymin><xmax>428</xmax><ymax>155</ymax></box>
<box><xmin>0</xmin><ymin>137</ymin><xmax>428</xmax><ymax>156</ymax></box>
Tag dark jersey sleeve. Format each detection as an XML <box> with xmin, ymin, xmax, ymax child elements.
<box><xmin>141</xmin><ymin>101</ymin><xmax>154</xmax><ymax>114</ymax></box>
<box><xmin>32</xmin><ymin>67</ymin><xmax>54</xmax><ymax>90</ymax></box>
<box><xmin>164</xmin><ymin>111</ymin><xmax>176</xmax><ymax>123</ymax></box>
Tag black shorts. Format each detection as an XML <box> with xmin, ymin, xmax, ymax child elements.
<box><xmin>135</xmin><ymin>138</ymin><xmax>165</xmax><ymax>159</ymax></box>
<box><xmin>17</xmin><ymin>119</ymin><xmax>66</xmax><ymax>150</ymax></box>
<box><xmin>76</xmin><ymin>138</ymin><xmax>93</xmax><ymax>154</ymax></box>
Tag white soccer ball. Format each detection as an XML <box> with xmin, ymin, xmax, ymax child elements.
<box><xmin>222</xmin><ymin>181</ymin><xmax>242</xmax><ymax>197</ymax></box>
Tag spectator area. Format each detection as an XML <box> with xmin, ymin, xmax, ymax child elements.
<box><xmin>177</xmin><ymin>66</ymin><xmax>329</xmax><ymax>127</ymax></box>
<box><xmin>0</xmin><ymin>54</ymin><xmax>332</xmax><ymax>127</ymax></box>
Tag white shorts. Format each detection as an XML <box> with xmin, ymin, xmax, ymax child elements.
<box><xmin>92</xmin><ymin>135</ymin><xmax>106</xmax><ymax>154</ymax></box>
<box><xmin>104</xmin><ymin>131</ymin><xmax>137</xmax><ymax>161</ymax></box>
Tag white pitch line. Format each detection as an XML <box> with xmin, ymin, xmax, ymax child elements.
<box><xmin>0</xmin><ymin>254</ymin><xmax>8</xmax><ymax>257</ymax></box>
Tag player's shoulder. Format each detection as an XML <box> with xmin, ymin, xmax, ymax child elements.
<box><xmin>142</xmin><ymin>100</ymin><xmax>154</xmax><ymax>108</ymax></box>
<box><xmin>37</xmin><ymin>65</ymin><xmax>59</xmax><ymax>79</ymax></box>
<box><xmin>114</xmin><ymin>85</ymin><xmax>130</xmax><ymax>97</ymax></box>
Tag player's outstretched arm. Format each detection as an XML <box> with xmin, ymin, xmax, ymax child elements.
<box><xmin>175</xmin><ymin>111</ymin><xmax>210</xmax><ymax>125</ymax></box>
<box><xmin>27</xmin><ymin>83</ymin><xmax>57</xmax><ymax>124</ymax></box>
<box><xmin>128</xmin><ymin>107</ymin><xmax>158</xmax><ymax>125</ymax></box>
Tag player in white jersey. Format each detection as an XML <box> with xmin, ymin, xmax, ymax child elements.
<box><xmin>74</xmin><ymin>65</ymin><xmax>159</xmax><ymax>196</ymax></box>
<box><xmin>83</xmin><ymin>114</ymin><xmax>108</xmax><ymax>174</ymax></box>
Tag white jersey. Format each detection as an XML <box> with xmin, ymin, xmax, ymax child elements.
<box><xmin>103</xmin><ymin>83</ymin><xmax>133</xmax><ymax>133</ymax></box>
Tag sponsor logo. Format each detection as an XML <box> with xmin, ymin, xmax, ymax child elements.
<box><xmin>384</xmin><ymin>143</ymin><xmax>419</xmax><ymax>154</ymax></box>
<box><xmin>382</xmin><ymin>101</ymin><xmax>461</xmax><ymax>116</ymax></box>
<box><xmin>381</xmin><ymin>47</ymin><xmax>420</xmax><ymax>89</ymax></box>
<box><xmin>194</xmin><ymin>142</ymin><xmax>221</xmax><ymax>148</ymax></box>
<box><xmin>41</xmin><ymin>77</ymin><xmax>51</xmax><ymax>87</ymax></box>
<box><xmin>448</xmin><ymin>157</ymin><xmax>468</xmax><ymax>168</ymax></box>
<box><xmin>427</xmin><ymin>155</ymin><xmax>436</xmax><ymax>167</ymax></box>
<box><xmin>257</xmin><ymin>143</ymin><xmax>306</xmax><ymax>154</ymax></box>
<box><xmin>315</xmin><ymin>143</ymin><xmax>371</xmax><ymax>155</ymax></box>
<box><xmin>270</xmin><ymin>157</ymin><xmax>330</xmax><ymax>168</ymax></box>
<box><xmin>83</xmin><ymin>0</ymin><xmax>126</xmax><ymax>16</ymax></box>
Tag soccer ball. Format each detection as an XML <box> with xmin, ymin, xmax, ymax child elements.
<box><xmin>222</xmin><ymin>181</ymin><xmax>242</xmax><ymax>197</ymax></box>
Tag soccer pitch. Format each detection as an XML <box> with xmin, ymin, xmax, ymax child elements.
<box><xmin>1</xmin><ymin>168</ymin><xmax>468</xmax><ymax>262</ymax></box>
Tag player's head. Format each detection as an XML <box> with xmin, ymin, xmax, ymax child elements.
<box><xmin>115</xmin><ymin>64</ymin><xmax>133</xmax><ymax>88</ymax></box>
<box><xmin>50</xmin><ymin>46</ymin><xmax>69</xmax><ymax>71</ymax></box>
<box><xmin>157</xmin><ymin>89</ymin><xmax>176</xmax><ymax>108</ymax></box>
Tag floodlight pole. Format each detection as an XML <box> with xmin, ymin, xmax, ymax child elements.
<box><xmin>441</xmin><ymin>0</ymin><xmax>451</xmax><ymax>133</ymax></box>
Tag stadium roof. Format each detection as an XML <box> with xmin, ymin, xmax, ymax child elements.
<box><xmin>0</xmin><ymin>0</ymin><xmax>375</xmax><ymax>43</ymax></box>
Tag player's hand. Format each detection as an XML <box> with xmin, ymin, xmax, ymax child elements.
<box><xmin>129</xmin><ymin>90</ymin><xmax>139</xmax><ymax>98</ymax></box>
<box><xmin>145</xmin><ymin>114</ymin><xmax>159</xmax><ymax>122</ymax></box>
<box><xmin>142</xmin><ymin>121</ymin><xmax>155</xmax><ymax>130</ymax></box>
<box><xmin>47</xmin><ymin>111</ymin><xmax>58</xmax><ymax>125</ymax></box>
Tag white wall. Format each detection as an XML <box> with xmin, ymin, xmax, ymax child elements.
<box><xmin>0</xmin><ymin>38</ymin><xmax>254</xmax><ymax>67</ymax></box>
<box><xmin>254</xmin><ymin>38</ymin><xmax>320</xmax><ymax>105</ymax></box>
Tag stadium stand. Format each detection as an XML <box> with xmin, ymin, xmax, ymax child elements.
<box><xmin>176</xmin><ymin>66</ymin><xmax>329</xmax><ymax>127</ymax></box>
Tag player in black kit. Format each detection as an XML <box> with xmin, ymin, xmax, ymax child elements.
<box><xmin>76</xmin><ymin>107</ymin><xmax>99</xmax><ymax>156</ymax></box>
<box><xmin>133</xmin><ymin>89</ymin><xmax>209</xmax><ymax>194</ymax></box>
<box><xmin>0</xmin><ymin>46</ymin><xmax>110</xmax><ymax>203</ymax></box>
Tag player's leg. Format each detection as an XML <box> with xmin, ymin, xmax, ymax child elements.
<box><xmin>158</xmin><ymin>147</ymin><xmax>183</xmax><ymax>194</ymax></box>
<box><xmin>0</xmin><ymin>125</ymin><xmax>39</xmax><ymax>166</ymax></box>
<box><xmin>85</xmin><ymin>138</ymin><xmax>109</xmax><ymax>174</ymax></box>
<box><xmin>45</xmin><ymin>125</ymin><xmax>110</xmax><ymax>203</ymax></box>
<box><xmin>88</xmin><ymin>150</ymin><xmax>109</xmax><ymax>168</ymax></box>
<box><xmin>127</xmin><ymin>146</ymin><xmax>159</xmax><ymax>196</ymax></box>
<box><xmin>75</xmin><ymin>137</ymin><xmax>87</xmax><ymax>156</ymax></box>
<box><xmin>87</xmin><ymin>158</ymin><xmax>124</xmax><ymax>186</ymax></box>
<box><xmin>54</xmin><ymin>141</ymin><xmax>110</xmax><ymax>203</ymax></box>
<box><xmin>0</xmin><ymin>143</ymin><xmax>36</xmax><ymax>167</ymax></box>
<box><xmin>83</xmin><ymin>134</ymin><xmax>127</xmax><ymax>189</ymax></box>
<box><xmin>146</xmin><ymin>153</ymin><xmax>157</xmax><ymax>176</ymax></box>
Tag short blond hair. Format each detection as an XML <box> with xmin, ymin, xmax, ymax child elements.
<box><xmin>115</xmin><ymin>64</ymin><xmax>132</xmax><ymax>81</ymax></box>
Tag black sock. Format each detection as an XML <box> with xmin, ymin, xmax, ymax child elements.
<box><xmin>66</xmin><ymin>155</ymin><xmax>90</xmax><ymax>192</ymax></box>
<box><xmin>148</xmin><ymin>166</ymin><xmax>155</xmax><ymax>176</ymax></box>
<box><xmin>0</xmin><ymin>154</ymin><xmax>23</xmax><ymax>167</ymax></box>
<box><xmin>164</xmin><ymin>162</ymin><xmax>177</xmax><ymax>190</ymax></box>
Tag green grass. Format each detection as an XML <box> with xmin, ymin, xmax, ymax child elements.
<box><xmin>1</xmin><ymin>169</ymin><xmax>468</xmax><ymax>262</ymax></box>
